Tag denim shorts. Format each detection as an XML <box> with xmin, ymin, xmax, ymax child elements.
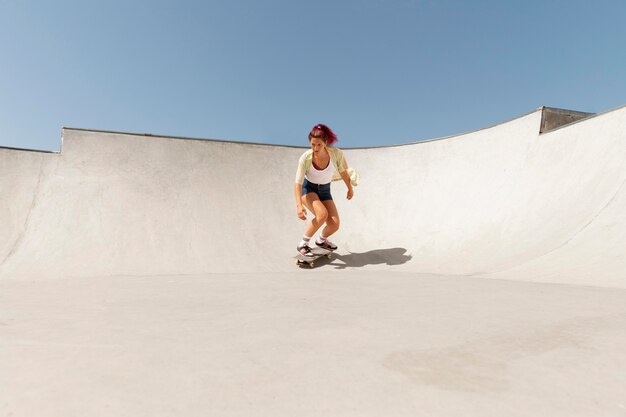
<box><xmin>301</xmin><ymin>178</ymin><xmax>333</xmax><ymax>201</ymax></box>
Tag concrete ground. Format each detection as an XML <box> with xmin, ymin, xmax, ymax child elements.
<box><xmin>2</xmin><ymin>105</ymin><xmax>626</xmax><ymax>416</ymax></box>
<box><xmin>2</xmin><ymin>272</ymin><xmax>626</xmax><ymax>416</ymax></box>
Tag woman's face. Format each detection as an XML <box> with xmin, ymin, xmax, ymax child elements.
<box><xmin>310</xmin><ymin>137</ymin><xmax>326</xmax><ymax>154</ymax></box>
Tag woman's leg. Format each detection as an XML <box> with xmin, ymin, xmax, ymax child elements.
<box><xmin>320</xmin><ymin>199</ymin><xmax>340</xmax><ymax>239</ymax></box>
<box><xmin>302</xmin><ymin>193</ymin><xmax>329</xmax><ymax>238</ymax></box>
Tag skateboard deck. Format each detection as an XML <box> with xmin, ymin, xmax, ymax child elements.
<box><xmin>294</xmin><ymin>247</ymin><xmax>334</xmax><ymax>268</ymax></box>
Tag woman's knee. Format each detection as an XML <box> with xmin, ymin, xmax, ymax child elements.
<box><xmin>314</xmin><ymin>208</ymin><xmax>329</xmax><ymax>223</ymax></box>
<box><xmin>327</xmin><ymin>216</ymin><xmax>340</xmax><ymax>230</ymax></box>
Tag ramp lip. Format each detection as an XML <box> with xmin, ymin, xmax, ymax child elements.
<box><xmin>5</xmin><ymin>104</ymin><xmax>622</xmax><ymax>154</ymax></box>
<box><xmin>0</xmin><ymin>145</ymin><xmax>58</xmax><ymax>154</ymax></box>
<box><xmin>539</xmin><ymin>103</ymin><xmax>626</xmax><ymax>135</ymax></box>
<box><xmin>61</xmin><ymin>127</ymin><xmax>310</xmax><ymax>150</ymax></box>
<box><xmin>62</xmin><ymin>108</ymin><xmax>543</xmax><ymax>151</ymax></box>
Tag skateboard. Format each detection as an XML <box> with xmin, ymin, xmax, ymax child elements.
<box><xmin>294</xmin><ymin>247</ymin><xmax>334</xmax><ymax>268</ymax></box>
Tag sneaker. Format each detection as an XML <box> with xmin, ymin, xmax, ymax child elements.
<box><xmin>297</xmin><ymin>244</ymin><xmax>315</xmax><ymax>257</ymax></box>
<box><xmin>315</xmin><ymin>239</ymin><xmax>337</xmax><ymax>251</ymax></box>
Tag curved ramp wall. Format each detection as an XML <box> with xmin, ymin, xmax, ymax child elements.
<box><xmin>0</xmin><ymin>106</ymin><xmax>624</xmax><ymax>287</ymax></box>
<box><xmin>344</xmin><ymin>106</ymin><xmax>626</xmax><ymax>288</ymax></box>
<box><xmin>0</xmin><ymin>148</ymin><xmax>58</xmax><ymax>267</ymax></box>
<box><xmin>480</xmin><ymin>107</ymin><xmax>626</xmax><ymax>287</ymax></box>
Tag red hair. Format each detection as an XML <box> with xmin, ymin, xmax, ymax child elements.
<box><xmin>308</xmin><ymin>124</ymin><xmax>338</xmax><ymax>146</ymax></box>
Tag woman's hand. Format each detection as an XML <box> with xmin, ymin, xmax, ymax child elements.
<box><xmin>297</xmin><ymin>206</ymin><xmax>307</xmax><ymax>220</ymax></box>
<box><xmin>339</xmin><ymin>170</ymin><xmax>354</xmax><ymax>201</ymax></box>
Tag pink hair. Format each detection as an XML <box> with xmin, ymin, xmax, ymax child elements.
<box><xmin>308</xmin><ymin>124</ymin><xmax>338</xmax><ymax>147</ymax></box>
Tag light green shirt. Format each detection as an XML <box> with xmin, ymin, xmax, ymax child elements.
<box><xmin>295</xmin><ymin>146</ymin><xmax>358</xmax><ymax>186</ymax></box>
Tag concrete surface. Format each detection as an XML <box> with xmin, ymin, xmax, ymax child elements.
<box><xmin>539</xmin><ymin>107</ymin><xmax>594</xmax><ymax>133</ymax></box>
<box><xmin>1</xmin><ymin>106</ymin><xmax>626</xmax><ymax>416</ymax></box>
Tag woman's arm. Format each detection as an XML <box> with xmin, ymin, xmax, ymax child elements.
<box><xmin>336</xmin><ymin>150</ymin><xmax>354</xmax><ymax>200</ymax></box>
<box><xmin>340</xmin><ymin>171</ymin><xmax>354</xmax><ymax>200</ymax></box>
<box><xmin>294</xmin><ymin>183</ymin><xmax>307</xmax><ymax>219</ymax></box>
<box><xmin>294</xmin><ymin>152</ymin><xmax>310</xmax><ymax>220</ymax></box>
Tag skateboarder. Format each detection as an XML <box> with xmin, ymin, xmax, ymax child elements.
<box><xmin>294</xmin><ymin>124</ymin><xmax>355</xmax><ymax>258</ymax></box>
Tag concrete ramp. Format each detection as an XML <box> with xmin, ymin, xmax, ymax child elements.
<box><xmin>3</xmin><ymin>106</ymin><xmax>626</xmax><ymax>417</ymax></box>
<box><xmin>1</xmin><ymin>106</ymin><xmax>625</xmax><ymax>286</ymax></box>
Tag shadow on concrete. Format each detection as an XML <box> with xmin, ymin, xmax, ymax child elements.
<box><xmin>328</xmin><ymin>248</ymin><xmax>412</xmax><ymax>269</ymax></box>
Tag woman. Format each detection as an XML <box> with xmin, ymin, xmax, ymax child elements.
<box><xmin>294</xmin><ymin>124</ymin><xmax>355</xmax><ymax>257</ymax></box>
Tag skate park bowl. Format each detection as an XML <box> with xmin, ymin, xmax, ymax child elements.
<box><xmin>2</xmin><ymin>105</ymin><xmax>626</xmax><ymax>416</ymax></box>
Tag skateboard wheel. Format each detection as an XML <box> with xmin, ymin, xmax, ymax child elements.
<box><xmin>310</xmin><ymin>262</ymin><xmax>314</xmax><ymax>268</ymax></box>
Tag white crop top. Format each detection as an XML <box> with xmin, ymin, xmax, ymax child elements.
<box><xmin>305</xmin><ymin>158</ymin><xmax>334</xmax><ymax>185</ymax></box>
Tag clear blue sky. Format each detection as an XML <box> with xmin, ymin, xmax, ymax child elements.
<box><xmin>1</xmin><ymin>0</ymin><xmax>625</xmax><ymax>150</ymax></box>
